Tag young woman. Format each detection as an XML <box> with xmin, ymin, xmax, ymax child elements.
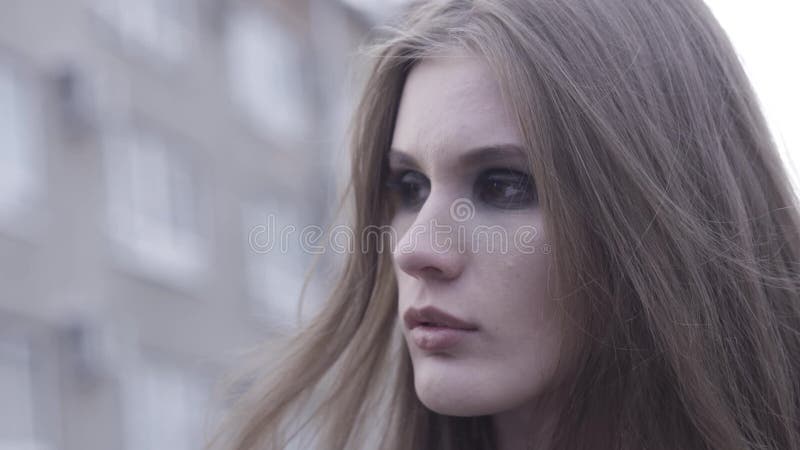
<box><xmin>211</xmin><ymin>0</ymin><xmax>800</xmax><ymax>448</ymax></box>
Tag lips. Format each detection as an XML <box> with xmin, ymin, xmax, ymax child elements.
<box><xmin>403</xmin><ymin>306</ymin><xmax>479</xmax><ymax>331</ymax></box>
<box><xmin>403</xmin><ymin>306</ymin><xmax>478</xmax><ymax>352</ymax></box>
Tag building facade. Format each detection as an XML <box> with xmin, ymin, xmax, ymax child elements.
<box><xmin>0</xmin><ymin>0</ymin><xmax>373</xmax><ymax>448</ymax></box>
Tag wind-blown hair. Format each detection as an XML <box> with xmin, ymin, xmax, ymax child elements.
<box><xmin>209</xmin><ymin>0</ymin><xmax>800</xmax><ymax>448</ymax></box>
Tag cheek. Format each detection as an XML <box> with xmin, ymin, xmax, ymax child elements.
<box><xmin>486</xmin><ymin>251</ymin><xmax>556</xmax><ymax>336</ymax></box>
<box><xmin>472</xmin><ymin>252</ymin><xmax>564</xmax><ymax>390</ymax></box>
<box><xmin>410</xmin><ymin>246</ymin><xmax>571</xmax><ymax>416</ymax></box>
<box><xmin>473</xmin><ymin>214</ymin><xmax>557</xmax><ymax>345</ymax></box>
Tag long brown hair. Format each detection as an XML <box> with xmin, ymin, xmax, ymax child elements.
<box><xmin>209</xmin><ymin>0</ymin><xmax>800</xmax><ymax>448</ymax></box>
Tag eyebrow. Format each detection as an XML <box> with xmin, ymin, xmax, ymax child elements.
<box><xmin>387</xmin><ymin>144</ymin><xmax>529</xmax><ymax>168</ymax></box>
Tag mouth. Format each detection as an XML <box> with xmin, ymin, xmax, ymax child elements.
<box><xmin>403</xmin><ymin>306</ymin><xmax>478</xmax><ymax>351</ymax></box>
<box><xmin>403</xmin><ymin>306</ymin><xmax>479</xmax><ymax>331</ymax></box>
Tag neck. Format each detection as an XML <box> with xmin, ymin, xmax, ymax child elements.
<box><xmin>491</xmin><ymin>393</ymin><xmax>561</xmax><ymax>450</ymax></box>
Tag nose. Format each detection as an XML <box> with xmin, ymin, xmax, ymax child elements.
<box><xmin>391</xmin><ymin>196</ymin><xmax>468</xmax><ymax>281</ymax></box>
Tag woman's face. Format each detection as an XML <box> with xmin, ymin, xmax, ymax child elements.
<box><xmin>389</xmin><ymin>51</ymin><xmax>572</xmax><ymax>417</ymax></box>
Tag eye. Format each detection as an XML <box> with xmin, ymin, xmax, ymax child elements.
<box><xmin>475</xmin><ymin>168</ymin><xmax>538</xmax><ymax>209</ymax></box>
<box><xmin>384</xmin><ymin>170</ymin><xmax>430</xmax><ymax>210</ymax></box>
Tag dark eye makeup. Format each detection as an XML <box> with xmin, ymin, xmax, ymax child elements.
<box><xmin>383</xmin><ymin>167</ymin><xmax>538</xmax><ymax>211</ymax></box>
<box><xmin>474</xmin><ymin>168</ymin><xmax>538</xmax><ymax>209</ymax></box>
<box><xmin>384</xmin><ymin>170</ymin><xmax>431</xmax><ymax>210</ymax></box>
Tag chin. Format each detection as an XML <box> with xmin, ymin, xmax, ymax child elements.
<box><xmin>416</xmin><ymin>387</ymin><xmax>494</xmax><ymax>417</ymax></box>
<box><xmin>412</xmin><ymin>362</ymin><xmax>510</xmax><ymax>417</ymax></box>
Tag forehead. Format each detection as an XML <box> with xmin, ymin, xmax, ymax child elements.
<box><xmin>390</xmin><ymin>51</ymin><xmax>522</xmax><ymax>166</ymax></box>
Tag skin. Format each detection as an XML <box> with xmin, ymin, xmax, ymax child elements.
<box><xmin>388</xmin><ymin>50</ymin><xmax>574</xmax><ymax>449</ymax></box>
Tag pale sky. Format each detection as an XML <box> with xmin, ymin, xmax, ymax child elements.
<box><xmin>703</xmin><ymin>0</ymin><xmax>800</xmax><ymax>191</ymax></box>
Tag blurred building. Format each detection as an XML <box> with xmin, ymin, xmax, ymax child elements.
<box><xmin>0</xmin><ymin>0</ymin><xmax>376</xmax><ymax>449</ymax></box>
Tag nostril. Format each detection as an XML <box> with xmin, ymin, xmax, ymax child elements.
<box><xmin>419</xmin><ymin>266</ymin><xmax>445</xmax><ymax>277</ymax></box>
<box><xmin>393</xmin><ymin>239</ymin><xmax>465</xmax><ymax>281</ymax></box>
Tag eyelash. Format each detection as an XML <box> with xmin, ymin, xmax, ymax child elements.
<box><xmin>383</xmin><ymin>168</ymin><xmax>538</xmax><ymax>211</ymax></box>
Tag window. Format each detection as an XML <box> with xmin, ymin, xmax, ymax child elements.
<box><xmin>243</xmin><ymin>202</ymin><xmax>314</xmax><ymax>329</ymax></box>
<box><xmin>123</xmin><ymin>356</ymin><xmax>209</xmax><ymax>450</ymax></box>
<box><xmin>91</xmin><ymin>0</ymin><xmax>196</xmax><ymax>63</ymax></box>
<box><xmin>0</xmin><ymin>62</ymin><xmax>39</xmax><ymax>227</ymax></box>
<box><xmin>0</xmin><ymin>338</ymin><xmax>50</xmax><ymax>450</ymax></box>
<box><xmin>339</xmin><ymin>0</ymin><xmax>411</xmax><ymax>21</ymax></box>
<box><xmin>224</xmin><ymin>6</ymin><xmax>309</xmax><ymax>140</ymax></box>
<box><xmin>104</xmin><ymin>125</ymin><xmax>206</xmax><ymax>286</ymax></box>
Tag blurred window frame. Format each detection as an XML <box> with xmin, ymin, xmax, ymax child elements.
<box><xmin>88</xmin><ymin>0</ymin><xmax>198</xmax><ymax>64</ymax></box>
<box><xmin>121</xmin><ymin>350</ymin><xmax>210</xmax><ymax>450</ymax></box>
<box><xmin>101</xmin><ymin>120</ymin><xmax>208</xmax><ymax>289</ymax></box>
<box><xmin>223</xmin><ymin>3</ymin><xmax>310</xmax><ymax>141</ymax></box>
<box><xmin>0</xmin><ymin>56</ymin><xmax>44</xmax><ymax>240</ymax></box>
<box><xmin>0</xmin><ymin>330</ymin><xmax>60</xmax><ymax>450</ymax></box>
<box><xmin>241</xmin><ymin>199</ymin><xmax>312</xmax><ymax>329</ymax></box>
